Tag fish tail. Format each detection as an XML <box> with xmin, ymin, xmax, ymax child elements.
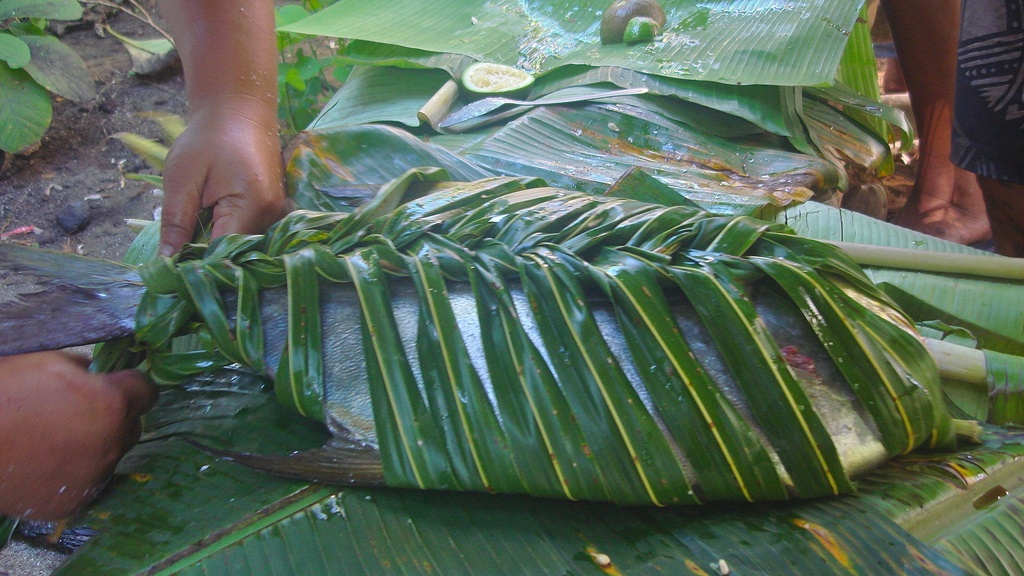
<box><xmin>0</xmin><ymin>245</ymin><xmax>144</xmax><ymax>356</ymax></box>
<box><xmin>185</xmin><ymin>438</ymin><xmax>385</xmax><ymax>486</ymax></box>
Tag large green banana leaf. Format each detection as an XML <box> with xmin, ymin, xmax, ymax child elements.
<box><xmin>56</xmin><ymin>368</ymin><xmax>1020</xmax><ymax>575</ymax></box>
<box><xmin>280</xmin><ymin>0</ymin><xmax>863</xmax><ymax>86</ymax></box>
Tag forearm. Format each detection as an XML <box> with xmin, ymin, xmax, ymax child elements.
<box><xmin>154</xmin><ymin>0</ymin><xmax>287</xmax><ymax>255</ymax></box>
<box><xmin>157</xmin><ymin>0</ymin><xmax>279</xmax><ymax>118</ymax></box>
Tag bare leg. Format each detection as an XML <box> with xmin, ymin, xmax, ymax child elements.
<box><xmin>978</xmin><ymin>177</ymin><xmax>1024</xmax><ymax>257</ymax></box>
<box><xmin>882</xmin><ymin>0</ymin><xmax>991</xmax><ymax>245</ymax></box>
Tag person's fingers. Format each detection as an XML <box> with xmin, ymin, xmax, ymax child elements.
<box><xmin>102</xmin><ymin>370</ymin><xmax>158</xmax><ymax>422</ymax></box>
<box><xmin>159</xmin><ymin>154</ymin><xmax>205</xmax><ymax>256</ymax></box>
<box><xmin>98</xmin><ymin>370</ymin><xmax>157</xmax><ymax>454</ymax></box>
<box><xmin>63</xmin><ymin>352</ymin><xmax>92</xmax><ymax>369</ymax></box>
<box><xmin>210</xmin><ymin>192</ymin><xmax>287</xmax><ymax>240</ymax></box>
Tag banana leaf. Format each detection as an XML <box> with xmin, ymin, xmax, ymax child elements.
<box><xmin>456</xmin><ymin>103</ymin><xmax>836</xmax><ymax>211</ymax></box>
<box><xmin>778</xmin><ymin>202</ymin><xmax>1024</xmax><ymax>355</ymax></box>
<box><xmin>834</xmin><ymin>3</ymin><xmax>889</xmax><ymax>141</ymax></box>
<box><xmin>285</xmin><ymin>124</ymin><xmax>493</xmax><ymax>212</ymax></box>
<box><xmin>529</xmin><ymin>65</ymin><xmax>797</xmax><ymax>138</ymax></box>
<box><xmin>59</xmin><ymin>370</ymin><xmax>1009</xmax><ymax>576</ymax></box>
<box><xmin>293</xmin><ymin>106</ymin><xmax>844</xmax><ymax>218</ymax></box>
<box><xmin>336</xmin><ymin>40</ymin><xmax>476</xmax><ymax>77</ymax></box>
<box><xmin>281</xmin><ymin>0</ymin><xmax>898</xmax><ymax>211</ymax></box>
<box><xmin>280</xmin><ymin>0</ymin><xmax>864</xmax><ymax>86</ymax></box>
<box><xmin>309</xmin><ymin>66</ymin><xmax>454</xmax><ymax>130</ymax></box>
<box><xmin>292</xmin><ymin>60</ymin><xmax>899</xmax><ymax>215</ymax></box>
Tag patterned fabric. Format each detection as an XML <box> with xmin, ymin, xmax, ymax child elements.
<box><xmin>951</xmin><ymin>0</ymin><xmax>1024</xmax><ymax>184</ymax></box>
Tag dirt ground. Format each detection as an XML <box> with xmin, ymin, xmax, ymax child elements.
<box><xmin>0</xmin><ymin>8</ymin><xmax>185</xmax><ymax>261</ymax></box>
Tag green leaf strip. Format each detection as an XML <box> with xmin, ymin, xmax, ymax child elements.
<box><xmin>344</xmin><ymin>247</ymin><xmax>453</xmax><ymax>489</ymax></box>
<box><xmin>178</xmin><ymin>261</ymin><xmax>248</xmax><ymax>367</ymax></box>
<box><xmin>272</xmin><ymin>248</ymin><xmax>325</xmax><ymax>420</ymax></box>
<box><xmin>589</xmin><ymin>248</ymin><xmax>787</xmax><ymax>502</ymax></box>
<box><xmin>665</xmin><ymin>262</ymin><xmax>852</xmax><ymax>498</ymax></box>
<box><xmin>751</xmin><ymin>258</ymin><xmax>921</xmax><ymax>454</ymax></box>
<box><xmin>468</xmin><ymin>250</ymin><xmax>602</xmax><ymax>501</ymax></box>
<box><xmin>406</xmin><ymin>246</ymin><xmax>491</xmax><ymax>492</ymax></box>
<box><xmin>520</xmin><ymin>247</ymin><xmax>696</xmax><ymax>505</ymax></box>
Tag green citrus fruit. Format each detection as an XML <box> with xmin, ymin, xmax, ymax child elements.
<box><xmin>623</xmin><ymin>16</ymin><xmax>663</xmax><ymax>43</ymax></box>
<box><xmin>461</xmin><ymin>62</ymin><xmax>535</xmax><ymax>97</ymax></box>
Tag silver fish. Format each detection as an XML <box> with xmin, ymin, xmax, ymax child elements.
<box><xmin>0</xmin><ymin>182</ymin><xmax>955</xmax><ymax>506</ymax></box>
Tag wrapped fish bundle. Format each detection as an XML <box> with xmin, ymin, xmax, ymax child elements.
<box><xmin>0</xmin><ymin>172</ymin><xmax>956</xmax><ymax>505</ymax></box>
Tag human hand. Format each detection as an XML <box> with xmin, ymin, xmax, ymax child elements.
<box><xmin>0</xmin><ymin>352</ymin><xmax>157</xmax><ymax>520</ymax></box>
<box><xmin>158</xmin><ymin>98</ymin><xmax>287</xmax><ymax>256</ymax></box>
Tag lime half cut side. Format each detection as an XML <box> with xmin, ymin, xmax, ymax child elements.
<box><xmin>461</xmin><ymin>62</ymin><xmax>535</xmax><ymax>97</ymax></box>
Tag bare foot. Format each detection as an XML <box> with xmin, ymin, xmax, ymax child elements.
<box><xmin>979</xmin><ymin>177</ymin><xmax>1024</xmax><ymax>257</ymax></box>
<box><xmin>891</xmin><ymin>167</ymin><xmax>992</xmax><ymax>245</ymax></box>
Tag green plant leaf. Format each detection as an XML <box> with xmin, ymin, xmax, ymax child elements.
<box><xmin>0</xmin><ymin>32</ymin><xmax>30</xmax><ymax>68</ymax></box>
<box><xmin>53</xmin><ymin>375</ymin><xmax>331</xmax><ymax>575</ymax></box>
<box><xmin>834</xmin><ymin>4</ymin><xmax>889</xmax><ymax>141</ymax></box>
<box><xmin>0</xmin><ymin>515</ymin><xmax>15</xmax><ymax>549</ymax></box>
<box><xmin>530</xmin><ymin>65</ymin><xmax>797</xmax><ymax>139</ymax></box>
<box><xmin>339</xmin><ymin>39</ymin><xmax>474</xmax><ymax>76</ymax></box>
<box><xmin>105</xmin><ymin>27</ymin><xmax>176</xmax><ymax>56</ymax></box>
<box><xmin>934</xmin><ymin>482</ymin><xmax>1024</xmax><ymax>576</ymax></box>
<box><xmin>60</xmin><ymin>381</ymin><xmax>1022</xmax><ymax>576</ymax></box>
<box><xmin>20</xmin><ymin>34</ymin><xmax>96</xmax><ymax>102</ymax></box>
<box><xmin>110</xmin><ymin>132</ymin><xmax>168</xmax><ymax>171</ymax></box>
<box><xmin>173</xmin><ymin>492</ymin><xmax>970</xmax><ymax>576</ymax></box>
<box><xmin>0</xmin><ymin>60</ymin><xmax>50</xmax><ymax>153</ymax></box>
<box><xmin>274</xmin><ymin>3</ymin><xmax>310</xmax><ymax>28</ymax></box>
<box><xmin>281</xmin><ymin>0</ymin><xmax>862</xmax><ymax>86</ymax></box>
<box><xmin>137</xmin><ymin>111</ymin><xmax>186</xmax><ymax>144</ymax></box>
<box><xmin>285</xmin><ymin>123</ymin><xmax>492</xmax><ymax>212</ymax></box>
<box><xmin>125</xmin><ymin>172</ymin><xmax>163</xmax><ymax>186</ymax></box>
<box><xmin>0</xmin><ymin>0</ymin><xmax>82</xmax><ymax>20</ymax></box>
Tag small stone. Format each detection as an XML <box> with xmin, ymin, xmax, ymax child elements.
<box><xmin>56</xmin><ymin>201</ymin><xmax>91</xmax><ymax>234</ymax></box>
<box><xmin>34</xmin><ymin>231</ymin><xmax>55</xmax><ymax>245</ymax></box>
<box><xmin>125</xmin><ymin>159</ymin><xmax>147</xmax><ymax>173</ymax></box>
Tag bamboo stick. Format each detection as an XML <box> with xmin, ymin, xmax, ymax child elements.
<box><xmin>417</xmin><ymin>80</ymin><xmax>461</xmax><ymax>130</ymax></box>
<box><xmin>830</xmin><ymin>241</ymin><xmax>1024</xmax><ymax>281</ymax></box>
<box><xmin>923</xmin><ymin>337</ymin><xmax>988</xmax><ymax>384</ymax></box>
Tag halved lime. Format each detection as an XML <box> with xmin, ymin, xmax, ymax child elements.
<box><xmin>461</xmin><ymin>62</ymin><xmax>535</xmax><ymax>97</ymax></box>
